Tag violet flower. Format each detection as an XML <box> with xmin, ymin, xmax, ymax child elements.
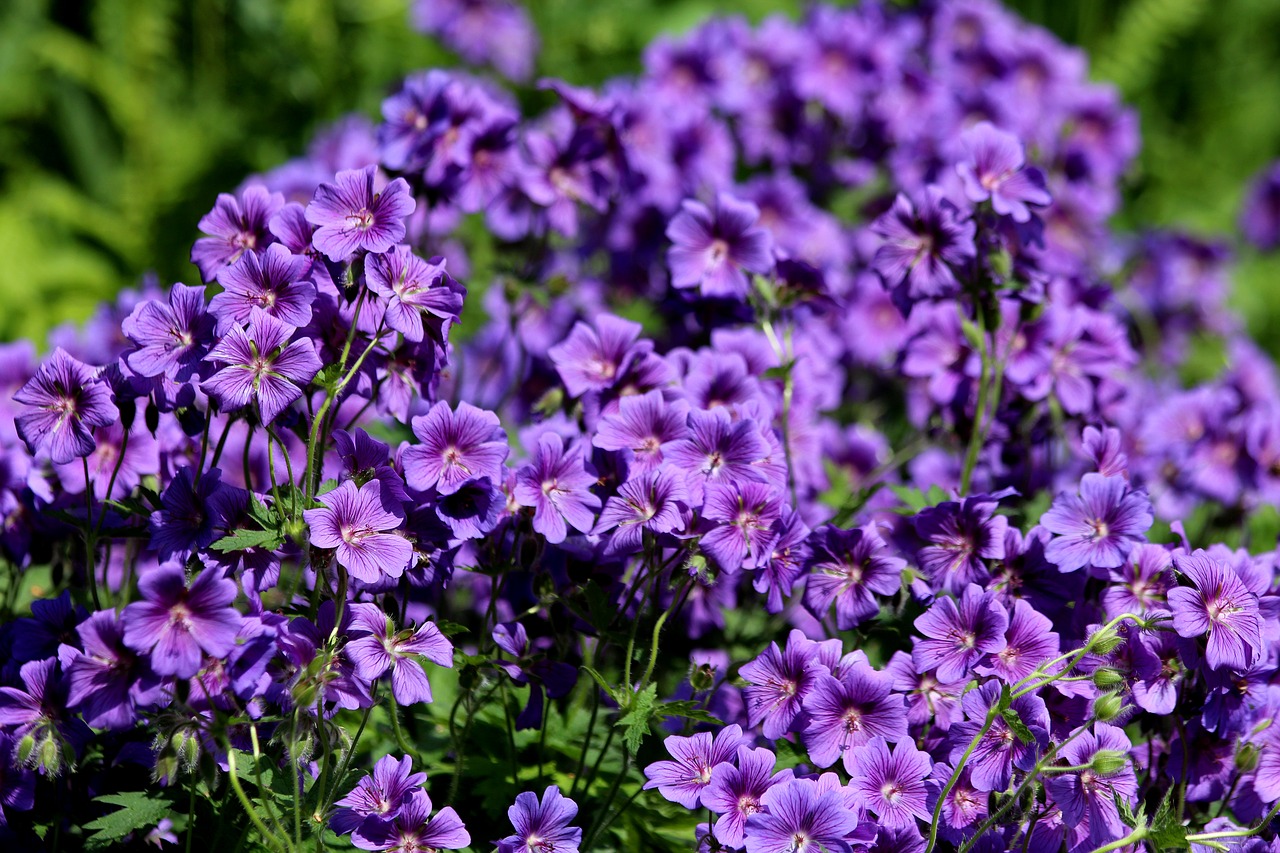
<box><xmin>201</xmin><ymin>308</ymin><xmax>322</xmax><ymax>425</ymax></box>
<box><xmin>802</xmin><ymin>661</ymin><xmax>907</xmax><ymax>772</ymax></box>
<box><xmin>15</xmin><ymin>348</ymin><xmax>118</xmax><ymax>465</ymax></box>
<box><xmin>846</xmin><ymin>736</ymin><xmax>933</xmax><ymax>829</ymax></box>
<box><xmin>210</xmin><ymin>243</ymin><xmax>316</xmax><ymax>330</ymax></box>
<box><xmin>667</xmin><ymin>192</ymin><xmax>774</xmax><ymax>299</ymax></box>
<box><xmin>331</xmin><ymin>754</ymin><xmax>427</xmax><ymax>840</ymax></box>
<box><xmin>547</xmin><ymin>314</ymin><xmax>646</xmax><ymax>398</ymax></box>
<box><xmin>948</xmin><ymin>682</ymin><xmax>1049</xmax><ymax>792</ymax></box>
<box><xmin>190</xmin><ymin>185</ymin><xmax>285</xmax><ymax>282</ymax></box>
<box><xmin>664</xmin><ymin>407</ymin><xmax>769</xmax><ymax>503</ymax></box>
<box><xmin>120</xmin><ymin>563</ymin><xmax>242</xmax><ymax>679</ymax></box>
<box><xmin>351</xmin><ymin>789</ymin><xmax>469</xmax><ymax>853</ymax></box>
<box><xmin>701</xmin><ymin>746</ymin><xmax>793</xmax><ymax>849</ymax></box>
<box><xmin>700</xmin><ymin>481</ymin><xmax>781</xmax><ymax>573</ymax></box>
<box><xmin>740</xmin><ymin>630</ymin><xmax>825</xmax><ymax>739</ymax></box>
<box><xmin>592</xmin><ymin>389</ymin><xmax>690</xmax><ymax>473</ymax></box>
<box><xmin>496</xmin><ymin>786</ymin><xmax>581</xmax><ymax>853</ymax></box>
<box><xmin>64</xmin><ymin>610</ymin><xmax>163</xmax><ymax>730</ymax></box>
<box><xmin>593</xmin><ymin>467</ymin><xmax>689</xmax><ymax>555</ymax></box>
<box><xmin>1042</xmin><ymin>724</ymin><xmax>1138</xmax><ymax>849</ymax></box>
<box><xmin>1168</xmin><ymin>549</ymin><xmax>1264</xmax><ymax>671</ymax></box>
<box><xmin>403</xmin><ymin>401</ymin><xmax>509</xmax><ymax>495</ymax></box>
<box><xmin>913</xmin><ymin>492</ymin><xmax>1009</xmax><ymax>596</ymax></box>
<box><xmin>1041</xmin><ymin>473</ymin><xmax>1153</xmax><ymax>574</ymax></box>
<box><xmin>743</xmin><ymin>776</ymin><xmax>860</xmax><ymax>853</ymax></box>
<box><xmin>871</xmin><ymin>187</ymin><xmax>976</xmax><ymax>307</ymax></box>
<box><xmin>366</xmin><ymin>247</ymin><xmax>464</xmax><ymax>345</ymax></box>
<box><xmin>643</xmin><ymin>724</ymin><xmax>746</xmax><ymax>809</ymax></box>
<box><xmin>912</xmin><ymin>584</ymin><xmax>1009</xmax><ymax>683</ymax></box>
<box><xmin>955</xmin><ymin>121</ymin><xmax>1051</xmax><ymax>222</ymax></box>
<box><xmin>512</xmin><ymin>432</ymin><xmax>601</xmax><ymax>544</ymax></box>
<box><xmin>121</xmin><ymin>283</ymin><xmax>216</xmax><ymax>380</ymax></box>
<box><xmin>304</xmin><ymin>480</ymin><xmax>414</xmax><ymax>584</ymax></box>
<box><xmin>305</xmin><ymin>165</ymin><xmax>416</xmax><ymax>262</ymax></box>
<box><xmin>805</xmin><ymin>524</ymin><xmax>905</xmax><ymax>629</ymax></box>
<box><xmin>344</xmin><ymin>603</ymin><xmax>453</xmax><ymax>705</ymax></box>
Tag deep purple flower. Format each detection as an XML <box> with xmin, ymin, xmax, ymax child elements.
<box><xmin>743</xmin><ymin>776</ymin><xmax>860</xmax><ymax>853</ymax></box>
<box><xmin>702</xmin><ymin>746</ymin><xmax>793</xmax><ymax>849</ymax></box>
<box><xmin>913</xmin><ymin>492</ymin><xmax>1009</xmax><ymax>596</ymax></box>
<box><xmin>496</xmin><ymin>786</ymin><xmax>580</xmax><ymax>853</ymax></box>
<box><xmin>210</xmin><ymin>244</ymin><xmax>316</xmax><ymax>330</ymax></box>
<box><xmin>15</xmin><ymin>348</ymin><xmax>118</xmax><ymax>464</ymax></box>
<box><xmin>847</xmin><ymin>736</ymin><xmax>933</xmax><ymax>829</ymax></box>
<box><xmin>64</xmin><ymin>610</ymin><xmax>163</xmax><ymax>730</ymax></box>
<box><xmin>331</xmin><ymin>755</ymin><xmax>426</xmax><ymax>841</ymax></box>
<box><xmin>305</xmin><ymin>165</ymin><xmax>416</xmax><ymax>262</ymax></box>
<box><xmin>740</xmin><ymin>630</ymin><xmax>825</xmax><ymax>739</ymax></box>
<box><xmin>667</xmin><ymin>193</ymin><xmax>774</xmax><ymax>299</ymax></box>
<box><xmin>755</xmin><ymin>508</ymin><xmax>811</xmax><ymax>614</ymax></box>
<box><xmin>548</xmin><ymin>315</ymin><xmax>647</xmax><ymax>398</ymax></box>
<box><xmin>1043</xmin><ymin>724</ymin><xmax>1138</xmax><ymax>848</ymax></box>
<box><xmin>643</xmin><ymin>724</ymin><xmax>746</xmax><ymax>809</ymax></box>
<box><xmin>1082</xmin><ymin>425</ymin><xmax>1129</xmax><ymax>478</ymax></box>
<box><xmin>11</xmin><ymin>592</ymin><xmax>84</xmax><ymax>664</ymax></box>
<box><xmin>593</xmin><ymin>467</ymin><xmax>688</xmax><ymax>554</ymax></box>
<box><xmin>191</xmin><ymin>185</ymin><xmax>285</xmax><ymax>282</ymax></box>
<box><xmin>366</xmin><ymin>247</ymin><xmax>464</xmax><ymax>344</ymax></box>
<box><xmin>592</xmin><ymin>390</ymin><xmax>689</xmax><ymax>473</ymax></box>
<box><xmin>0</xmin><ymin>657</ymin><xmax>89</xmax><ymax>775</ymax></box>
<box><xmin>149</xmin><ymin>468</ymin><xmax>237</xmax><ymax>561</ymax></box>
<box><xmin>976</xmin><ymin>598</ymin><xmax>1060</xmax><ymax>683</ymax></box>
<box><xmin>512</xmin><ymin>433</ymin><xmax>601</xmax><ymax>544</ymax></box>
<box><xmin>334</xmin><ymin>428</ymin><xmax>411</xmax><ymax>513</ymax></box>
<box><xmin>664</xmin><ymin>407</ymin><xmax>769</xmax><ymax>503</ymax></box>
<box><xmin>410</xmin><ymin>0</ymin><xmax>538</xmax><ymax>81</ymax></box>
<box><xmin>403</xmin><ymin>401</ymin><xmax>509</xmax><ymax>495</ymax></box>
<box><xmin>0</xmin><ymin>731</ymin><xmax>35</xmax><ymax>826</ymax></box>
<box><xmin>948</xmin><ymin>682</ymin><xmax>1049</xmax><ymax>793</ymax></box>
<box><xmin>436</xmin><ymin>478</ymin><xmax>503</xmax><ymax>540</ymax></box>
<box><xmin>121</xmin><ymin>563</ymin><xmax>242</xmax><ymax>679</ymax></box>
<box><xmin>351</xmin><ymin>789</ymin><xmax>469</xmax><ymax>853</ymax></box>
<box><xmin>1041</xmin><ymin>473</ymin><xmax>1153</xmax><ymax>574</ymax></box>
<box><xmin>122</xmin><ymin>283</ymin><xmax>216</xmax><ymax>380</ymax></box>
<box><xmin>1241</xmin><ymin>160</ymin><xmax>1280</xmax><ymax>251</ymax></box>
<box><xmin>871</xmin><ymin>188</ymin><xmax>976</xmax><ymax>306</ymax></box>
<box><xmin>700</xmin><ymin>481</ymin><xmax>781</xmax><ymax>573</ymax></box>
<box><xmin>201</xmin><ymin>308</ymin><xmax>322</xmax><ymax>425</ymax></box>
<box><xmin>805</xmin><ymin>524</ymin><xmax>905</xmax><ymax>629</ymax></box>
<box><xmin>345</xmin><ymin>603</ymin><xmax>453</xmax><ymax>705</ymax></box>
<box><xmin>955</xmin><ymin>122</ymin><xmax>1051</xmax><ymax>222</ymax></box>
<box><xmin>1168</xmin><ymin>550</ymin><xmax>1264</xmax><ymax>671</ymax></box>
<box><xmin>802</xmin><ymin>661</ymin><xmax>907</xmax><ymax>772</ymax></box>
<box><xmin>912</xmin><ymin>584</ymin><xmax>1009</xmax><ymax>683</ymax></box>
<box><xmin>1100</xmin><ymin>543</ymin><xmax>1172</xmax><ymax>618</ymax></box>
<box><xmin>304</xmin><ymin>480</ymin><xmax>413</xmax><ymax>583</ymax></box>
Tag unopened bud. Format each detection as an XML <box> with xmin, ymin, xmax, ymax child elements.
<box><xmin>173</xmin><ymin>729</ymin><xmax>201</xmax><ymax>771</ymax></box>
<box><xmin>1237</xmin><ymin>743</ymin><xmax>1261</xmax><ymax>773</ymax></box>
<box><xmin>1092</xmin><ymin>667</ymin><xmax>1125</xmax><ymax>689</ymax></box>
<box><xmin>690</xmin><ymin>663</ymin><xmax>717</xmax><ymax>693</ymax></box>
<box><xmin>1087</xmin><ymin>626</ymin><xmax>1124</xmax><ymax>655</ymax></box>
<box><xmin>1090</xmin><ymin>749</ymin><xmax>1129</xmax><ymax>776</ymax></box>
<box><xmin>1092</xmin><ymin>692</ymin><xmax>1125</xmax><ymax>722</ymax></box>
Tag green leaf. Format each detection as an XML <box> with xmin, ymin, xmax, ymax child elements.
<box><xmin>616</xmin><ymin>683</ymin><xmax>659</xmax><ymax>754</ymax></box>
<box><xmin>656</xmin><ymin>700</ymin><xmax>722</xmax><ymax>726</ymax></box>
<box><xmin>210</xmin><ymin>528</ymin><xmax>283</xmax><ymax>553</ymax></box>
<box><xmin>1147</xmin><ymin>789</ymin><xmax>1189</xmax><ymax>851</ymax></box>
<box><xmin>581</xmin><ymin>665</ymin><xmax>621</xmax><ymax>706</ymax></box>
<box><xmin>247</xmin><ymin>494</ymin><xmax>277</xmax><ymax>528</ymax></box>
<box><xmin>1001</xmin><ymin>708</ymin><xmax>1035</xmax><ymax>745</ymax></box>
<box><xmin>84</xmin><ymin>792</ymin><xmax>173</xmax><ymax>848</ymax></box>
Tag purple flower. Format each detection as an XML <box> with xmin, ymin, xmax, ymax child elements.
<box><xmin>496</xmin><ymin>786</ymin><xmax>580</xmax><ymax>853</ymax></box>
<box><xmin>1168</xmin><ymin>550</ymin><xmax>1264</xmax><ymax>671</ymax></box>
<box><xmin>1240</xmin><ymin>160</ymin><xmax>1280</xmax><ymax>251</ymax></box>
<box><xmin>547</xmin><ymin>315</ymin><xmax>647</xmax><ymax>398</ymax></box>
<box><xmin>743</xmin><ymin>776</ymin><xmax>860</xmax><ymax>853</ymax></box>
<box><xmin>667</xmin><ymin>192</ymin><xmax>774</xmax><ymax>299</ymax></box>
<box><xmin>740</xmin><ymin>630</ymin><xmax>825</xmax><ymax>739</ymax></box>
<box><xmin>955</xmin><ymin>122</ymin><xmax>1051</xmax><ymax>222</ymax></box>
<box><xmin>304</xmin><ymin>480</ymin><xmax>413</xmax><ymax>584</ymax></box>
<box><xmin>149</xmin><ymin>467</ymin><xmax>236</xmax><ymax>561</ymax></box>
<box><xmin>593</xmin><ymin>467</ymin><xmax>689</xmax><ymax>555</ymax></box>
<box><xmin>975</xmin><ymin>597</ymin><xmax>1060</xmax><ymax>683</ymax></box>
<box><xmin>410</xmin><ymin>0</ymin><xmax>538</xmax><ymax>82</ymax></box>
<box><xmin>331</xmin><ymin>755</ymin><xmax>427</xmax><ymax>841</ymax></box>
<box><xmin>512</xmin><ymin>433</ymin><xmax>601</xmax><ymax>544</ymax></box>
<box><xmin>755</xmin><ymin>508</ymin><xmax>811</xmax><ymax>614</ymax></box>
<box><xmin>1043</xmin><ymin>724</ymin><xmax>1137</xmax><ymax>848</ymax></box>
<box><xmin>802</xmin><ymin>661</ymin><xmax>907</xmax><ymax>772</ymax></box>
<box><xmin>871</xmin><ymin>188</ymin><xmax>976</xmax><ymax>306</ymax></box>
<box><xmin>805</xmin><ymin>524</ymin><xmax>905</xmax><ymax>629</ymax></box>
<box><xmin>913</xmin><ymin>492</ymin><xmax>1009</xmax><ymax>596</ymax></box>
<box><xmin>700</xmin><ymin>481</ymin><xmax>781</xmax><ymax>573</ymax></box>
<box><xmin>210</xmin><ymin>244</ymin><xmax>316</xmax><ymax>330</ymax></box>
<box><xmin>702</xmin><ymin>746</ymin><xmax>792</xmax><ymax>849</ymax></box>
<box><xmin>121</xmin><ymin>563</ymin><xmax>242</xmax><ymax>679</ymax></box>
<box><xmin>190</xmin><ymin>185</ymin><xmax>284</xmax><ymax>282</ymax></box>
<box><xmin>1041</xmin><ymin>473</ymin><xmax>1153</xmax><ymax>574</ymax></box>
<box><xmin>664</xmin><ymin>407</ymin><xmax>769</xmax><ymax>503</ymax></box>
<box><xmin>643</xmin><ymin>724</ymin><xmax>746</xmax><ymax>809</ymax></box>
<box><xmin>435</xmin><ymin>478</ymin><xmax>503</xmax><ymax>541</ymax></box>
<box><xmin>366</xmin><ymin>247</ymin><xmax>464</xmax><ymax>344</ymax></box>
<box><xmin>201</xmin><ymin>308</ymin><xmax>322</xmax><ymax>425</ymax></box>
<box><xmin>351</xmin><ymin>789</ymin><xmax>469</xmax><ymax>853</ymax></box>
<box><xmin>592</xmin><ymin>390</ymin><xmax>689</xmax><ymax>474</ymax></box>
<box><xmin>0</xmin><ymin>657</ymin><xmax>89</xmax><ymax>775</ymax></box>
<box><xmin>305</xmin><ymin>166</ymin><xmax>416</xmax><ymax>262</ymax></box>
<box><xmin>345</xmin><ymin>603</ymin><xmax>453</xmax><ymax>705</ymax></box>
<box><xmin>14</xmin><ymin>348</ymin><xmax>118</xmax><ymax>464</ymax></box>
<box><xmin>948</xmin><ymin>682</ymin><xmax>1049</xmax><ymax>793</ymax></box>
<box><xmin>64</xmin><ymin>610</ymin><xmax>162</xmax><ymax>730</ymax></box>
<box><xmin>121</xmin><ymin>283</ymin><xmax>216</xmax><ymax>380</ymax></box>
<box><xmin>403</xmin><ymin>401</ymin><xmax>509</xmax><ymax>495</ymax></box>
<box><xmin>912</xmin><ymin>584</ymin><xmax>1009</xmax><ymax>683</ymax></box>
<box><xmin>847</xmin><ymin>736</ymin><xmax>933</xmax><ymax>828</ymax></box>
<box><xmin>0</xmin><ymin>731</ymin><xmax>35</xmax><ymax>826</ymax></box>
<box><xmin>1100</xmin><ymin>543</ymin><xmax>1172</xmax><ymax>618</ymax></box>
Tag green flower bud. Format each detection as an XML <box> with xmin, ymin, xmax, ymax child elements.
<box><xmin>1237</xmin><ymin>743</ymin><xmax>1261</xmax><ymax>773</ymax></box>
<box><xmin>1090</xmin><ymin>749</ymin><xmax>1129</xmax><ymax>776</ymax></box>
<box><xmin>1088</xmin><ymin>626</ymin><xmax>1124</xmax><ymax>655</ymax></box>
<box><xmin>690</xmin><ymin>663</ymin><xmax>717</xmax><ymax>693</ymax></box>
<box><xmin>1091</xmin><ymin>667</ymin><xmax>1126</xmax><ymax>689</ymax></box>
<box><xmin>1092</xmin><ymin>692</ymin><xmax>1125</xmax><ymax>722</ymax></box>
<box><xmin>16</xmin><ymin>733</ymin><xmax>35</xmax><ymax>766</ymax></box>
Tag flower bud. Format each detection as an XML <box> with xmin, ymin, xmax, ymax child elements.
<box><xmin>690</xmin><ymin>663</ymin><xmax>717</xmax><ymax>693</ymax></box>
<box><xmin>1092</xmin><ymin>692</ymin><xmax>1125</xmax><ymax>722</ymax></box>
<box><xmin>1090</xmin><ymin>749</ymin><xmax>1129</xmax><ymax>776</ymax></box>
<box><xmin>1237</xmin><ymin>743</ymin><xmax>1261</xmax><ymax>773</ymax></box>
<box><xmin>1087</xmin><ymin>626</ymin><xmax>1124</xmax><ymax>655</ymax></box>
<box><xmin>1092</xmin><ymin>667</ymin><xmax>1125</xmax><ymax>689</ymax></box>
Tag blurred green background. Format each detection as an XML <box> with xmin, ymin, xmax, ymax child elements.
<box><xmin>1</xmin><ymin>0</ymin><xmax>1278</xmax><ymax>347</ymax></box>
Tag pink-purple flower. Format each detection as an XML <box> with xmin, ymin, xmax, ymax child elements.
<box><xmin>305</xmin><ymin>165</ymin><xmax>416</xmax><ymax>262</ymax></box>
<box><xmin>304</xmin><ymin>480</ymin><xmax>414</xmax><ymax>583</ymax></box>
<box><xmin>121</xmin><ymin>563</ymin><xmax>242</xmax><ymax>679</ymax></box>
<box><xmin>15</xmin><ymin>348</ymin><xmax>118</xmax><ymax>465</ymax></box>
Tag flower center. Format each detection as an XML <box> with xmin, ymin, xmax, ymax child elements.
<box><xmin>1088</xmin><ymin>518</ymin><xmax>1110</xmax><ymax>542</ymax></box>
<box><xmin>348</xmin><ymin>208</ymin><xmax>376</xmax><ymax>231</ymax></box>
<box><xmin>709</xmin><ymin>238</ymin><xmax>730</xmax><ymax>265</ymax></box>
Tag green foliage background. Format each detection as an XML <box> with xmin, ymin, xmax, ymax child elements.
<box><xmin>1</xmin><ymin>0</ymin><xmax>1278</xmax><ymax>347</ymax></box>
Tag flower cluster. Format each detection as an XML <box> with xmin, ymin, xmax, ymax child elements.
<box><xmin>3</xmin><ymin>2</ymin><xmax>1280</xmax><ymax>852</ymax></box>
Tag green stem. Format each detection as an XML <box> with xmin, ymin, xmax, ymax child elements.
<box><xmin>387</xmin><ymin>694</ymin><xmax>419</xmax><ymax>761</ymax></box>
<box><xmin>960</xmin><ymin>327</ymin><xmax>993</xmax><ymax>495</ymax></box>
<box><xmin>1090</xmin><ymin>826</ymin><xmax>1147</xmax><ymax>853</ymax></box>
<box><xmin>926</xmin><ymin>704</ymin><xmax>999</xmax><ymax>853</ymax></box>
<box><xmin>250</xmin><ymin>724</ymin><xmax>293</xmax><ymax>848</ymax></box>
<box><xmin>1187</xmin><ymin>798</ymin><xmax>1280</xmax><ymax>842</ymax></box>
<box><xmin>582</xmin><ymin>750</ymin><xmax>631</xmax><ymax>850</ymax></box>
<box><xmin>569</xmin><ymin>684</ymin><xmax>601</xmax><ymax>799</ymax></box>
<box><xmin>226</xmin><ymin>749</ymin><xmax>290</xmax><ymax>853</ymax></box>
<box><xmin>81</xmin><ymin>458</ymin><xmax>101</xmax><ymax>611</ymax></box>
<box><xmin>639</xmin><ymin>575</ymin><xmax>693</xmax><ymax>689</ymax></box>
